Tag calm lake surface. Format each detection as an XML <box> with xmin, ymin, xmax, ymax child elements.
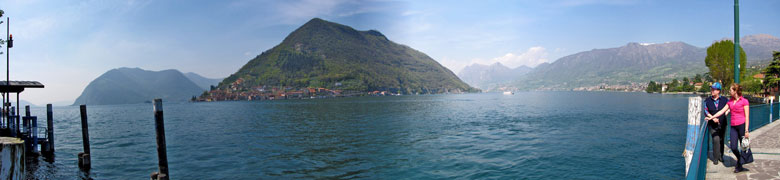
<box><xmin>26</xmin><ymin>91</ymin><xmax>690</xmax><ymax>179</ymax></box>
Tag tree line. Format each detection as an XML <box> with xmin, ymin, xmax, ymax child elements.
<box><xmin>647</xmin><ymin>39</ymin><xmax>780</xmax><ymax>96</ymax></box>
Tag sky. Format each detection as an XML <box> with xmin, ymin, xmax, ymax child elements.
<box><xmin>0</xmin><ymin>0</ymin><xmax>779</xmax><ymax>105</ymax></box>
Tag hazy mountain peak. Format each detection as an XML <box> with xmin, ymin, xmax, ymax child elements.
<box><xmin>719</xmin><ymin>34</ymin><xmax>780</xmax><ymax>61</ymax></box>
<box><xmin>490</xmin><ymin>62</ymin><xmax>505</xmax><ymax>66</ymax></box>
<box><xmin>74</xmin><ymin>67</ymin><xmax>205</xmax><ymax>105</ymax></box>
<box><xmin>458</xmin><ymin>62</ymin><xmax>533</xmax><ymax>91</ymax></box>
<box><xmin>184</xmin><ymin>72</ymin><xmax>223</xmax><ymax>90</ymax></box>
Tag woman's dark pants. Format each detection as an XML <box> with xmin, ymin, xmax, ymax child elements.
<box><xmin>729</xmin><ymin>123</ymin><xmax>746</xmax><ymax>170</ymax></box>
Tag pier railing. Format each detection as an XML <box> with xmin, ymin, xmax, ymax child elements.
<box><xmin>685</xmin><ymin>97</ymin><xmax>779</xmax><ymax>179</ymax></box>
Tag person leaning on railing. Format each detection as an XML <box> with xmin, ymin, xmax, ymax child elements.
<box><xmin>703</xmin><ymin>82</ymin><xmax>728</xmax><ymax>165</ymax></box>
<box><xmin>706</xmin><ymin>84</ymin><xmax>750</xmax><ymax>173</ymax></box>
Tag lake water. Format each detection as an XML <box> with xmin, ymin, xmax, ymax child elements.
<box><xmin>25</xmin><ymin>91</ymin><xmax>691</xmax><ymax>179</ymax></box>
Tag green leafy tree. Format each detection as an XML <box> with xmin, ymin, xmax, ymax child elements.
<box><xmin>694</xmin><ymin>74</ymin><xmax>703</xmax><ymax>83</ymax></box>
<box><xmin>646</xmin><ymin>81</ymin><xmax>660</xmax><ymax>93</ymax></box>
<box><xmin>0</xmin><ymin>9</ymin><xmax>5</xmax><ymax>55</ymax></box>
<box><xmin>679</xmin><ymin>78</ymin><xmax>695</xmax><ymax>92</ymax></box>
<box><xmin>741</xmin><ymin>80</ymin><xmax>762</xmax><ymax>95</ymax></box>
<box><xmin>763</xmin><ymin>51</ymin><xmax>780</xmax><ymax>93</ymax></box>
<box><xmin>705</xmin><ymin>40</ymin><xmax>747</xmax><ymax>89</ymax></box>
<box><xmin>703</xmin><ymin>72</ymin><xmax>714</xmax><ymax>83</ymax></box>
<box><xmin>698</xmin><ymin>82</ymin><xmax>710</xmax><ymax>93</ymax></box>
<box><xmin>668</xmin><ymin>79</ymin><xmax>679</xmax><ymax>92</ymax></box>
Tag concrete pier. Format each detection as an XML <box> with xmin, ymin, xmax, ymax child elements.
<box><xmin>0</xmin><ymin>137</ymin><xmax>25</xmax><ymax>180</ymax></box>
<box><xmin>706</xmin><ymin>120</ymin><xmax>780</xmax><ymax>179</ymax></box>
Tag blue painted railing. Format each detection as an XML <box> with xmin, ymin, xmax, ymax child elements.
<box><xmin>686</xmin><ymin>100</ymin><xmax>779</xmax><ymax>179</ymax></box>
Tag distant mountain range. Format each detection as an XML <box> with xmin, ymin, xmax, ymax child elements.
<box><xmin>73</xmin><ymin>67</ymin><xmax>220</xmax><ymax>105</ymax></box>
<box><xmin>458</xmin><ymin>34</ymin><xmax>780</xmax><ymax>91</ymax></box>
<box><xmin>217</xmin><ymin>18</ymin><xmax>476</xmax><ymax>94</ymax></box>
<box><xmin>730</xmin><ymin>34</ymin><xmax>780</xmax><ymax>64</ymax></box>
<box><xmin>457</xmin><ymin>62</ymin><xmax>531</xmax><ymax>90</ymax></box>
<box><xmin>184</xmin><ymin>72</ymin><xmax>222</xmax><ymax>90</ymax></box>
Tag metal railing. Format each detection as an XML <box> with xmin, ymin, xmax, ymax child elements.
<box><xmin>686</xmin><ymin>98</ymin><xmax>779</xmax><ymax>179</ymax></box>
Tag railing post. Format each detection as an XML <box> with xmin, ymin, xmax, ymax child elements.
<box><xmin>78</xmin><ymin>104</ymin><xmax>91</xmax><ymax>170</ymax></box>
<box><xmin>770</xmin><ymin>96</ymin><xmax>775</xmax><ymax>123</ymax></box>
<box><xmin>150</xmin><ymin>99</ymin><xmax>169</xmax><ymax>180</ymax></box>
<box><xmin>684</xmin><ymin>97</ymin><xmax>703</xmax><ymax>177</ymax></box>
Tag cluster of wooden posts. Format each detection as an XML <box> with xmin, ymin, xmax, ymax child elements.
<box><xmin>76</xmin><ymin>99</ymin><xmax>170</xmax><ymax>180</ymax></box>
<box><xmin>0</xmin><ymin>104</ymin><xmax>56</xmax><ymax>157</ymax></box>
<box><xmin>0</xmin><ymin>103</ymin><xmax>55</xmax><ymax>179</ymax></box>
<box><xmin>1</xmin><ymin>99</ymin><xmax>171</xmax><ymax>179</ymax></box>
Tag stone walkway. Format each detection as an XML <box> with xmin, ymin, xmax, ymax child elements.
<box><xmin>706</xmin><ymin>120</ymin><xmax>780</xmax><ymax>179</ymax></box>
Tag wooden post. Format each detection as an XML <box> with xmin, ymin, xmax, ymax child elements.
<box><xmin>23</xmin><ymin>105</ymin><xmax>29</xmax><ymax>135</ymax></box>
<box><xmin>151</xmin><ymin>99</ymin><xmax>169</xmax><ymax>180</ymax></box>
<box><xmin>8</xmin><ymin>107</ymin><xmax>14</xmax><ymax>137</ymax></box>
<box><xmin>78</xmin><ymin>105</ymin><xmax>91</xmax><ymax>170</ymax></box>
<box><xmin>45</xmin><ymin>104</ymin><xmax>54</xmax><ymax>155</ymax></box>
<box><xmin>11</xmin><ymin>107</ymin><xmax>16</xmax><ymax>137</ymax></box>
<box><xmin>32</xmin><ymin>116</ymin><xmax>38</xmax><ymax>154</ymax></box>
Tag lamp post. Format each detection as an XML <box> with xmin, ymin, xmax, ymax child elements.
<box><xmin>734</xmin><ymin>0</ymin><xmax>740</xmax><ymax>84</ymax></box>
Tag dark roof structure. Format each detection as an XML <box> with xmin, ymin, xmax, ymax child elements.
<box><xmin>0</xmin><ymin>81</ymin><xmax>44</xmax><ymax>93</ymax></box>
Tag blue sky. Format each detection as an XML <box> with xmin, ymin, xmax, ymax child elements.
<box><xmin>0</xmin><ymin>0</ymin><xmax>779</xmax><ymax>105</ymax></box>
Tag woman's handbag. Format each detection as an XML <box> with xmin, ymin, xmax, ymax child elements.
<box><xmin>740</xmin><ymin>137</ymin><xmax>754</xmax><ymax>164</ymax></box>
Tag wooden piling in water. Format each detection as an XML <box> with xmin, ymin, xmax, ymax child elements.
<box><xmin>150</xmin><ymin>99</ymin><xmax>169</xmax><ymax>180</ymax></box>
<box><xmin>42</xmin><ymin>104</ymin><xmax>54</xmax><ymax>157</ymax></box>
<box><xmin>23</xmin><ymin>106</ymin><xmax>29</xmax><ymax>137</ymax></box>
<box><xmin>78</xmin><ymin>105</ymin><xmax>90</xmax><ymax>170</ymax></box>
<box><xmin>11</xmin><ymin>107</ymin><xmax>17</xmax><ymax>137</ymax></box>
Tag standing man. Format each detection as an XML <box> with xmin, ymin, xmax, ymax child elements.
<box><xmin>704</xmin><ymin>82</ymin><xmax>728</xmax><ymax>165</ymax></box>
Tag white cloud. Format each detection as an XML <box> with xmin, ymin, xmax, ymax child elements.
<box><xmin>488</xmin><ymin>46</ymin><xmax>550</xmax><ymax>68</ymax></box>
<box><xmin>439</xmin><ymin>47</ymin><xmax>551</xmax><ymax>74</ymax></box>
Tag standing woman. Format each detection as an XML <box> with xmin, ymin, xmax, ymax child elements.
<box><xmin>707</xmin><ymin>84</ymin><xmax>750</xmax><ymax>173</ymax></box>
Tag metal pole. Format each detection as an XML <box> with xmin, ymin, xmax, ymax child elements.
<box><xmin>15</xmin><ymin>93</ymin><xmax>18</xmax><ymax>122</ymax></box>
<box><xmin>4</xmin><ymin>17</ymin><xmax>8</xmax><ymax>131</ymax></box>
<box><xmin>5</xmin><ymin>17</ymin><xmax>8</xmax><ymax>128</ymax></box>
<box><xmin>734</xmin><ymin>0</ymin><xmax>740</xmax><ymax>84</ymax></box>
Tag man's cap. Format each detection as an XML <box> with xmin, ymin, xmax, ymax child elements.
<box><xmin>711</xmin><ymin>82</ymin><xmax>722</xmax><ymax>90</ymax></box>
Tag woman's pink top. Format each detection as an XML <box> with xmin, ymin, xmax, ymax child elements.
<box><xmin>729</xmin><ymin>97</ymin><xmax>749</xmax><ymax>126</ymax></box>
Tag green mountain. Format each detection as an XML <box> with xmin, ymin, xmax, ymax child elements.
<box><xmin>218</xmin><ymin>18</ymin><xmax>476</xmax><ymax>94</ymax></box>
<box><xmin>73</xmin><ymin>67</ymin><xmax>205</xmax><ymax>105</ymax></box>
